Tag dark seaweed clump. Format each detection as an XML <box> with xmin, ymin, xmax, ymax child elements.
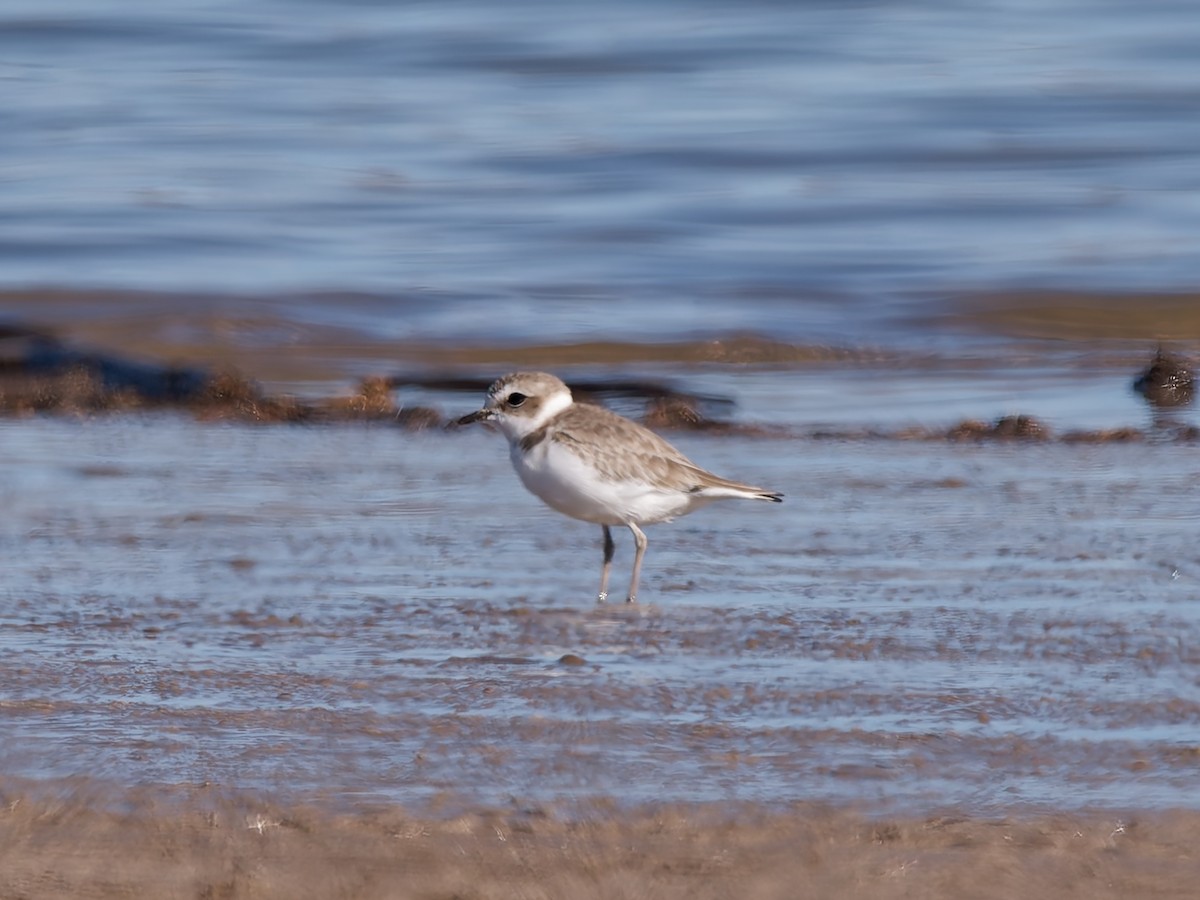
<box><xmin>1133</xmin><ymin>347</ymin><xmax>1194</xmax><ymax>409</ymax></box>
<box><xmin>0</xmin><ymin>326</ymin><xmax>440</xmax><ymax>426</ymax></box>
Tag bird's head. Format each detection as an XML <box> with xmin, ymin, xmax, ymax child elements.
<box><xmin>454</xmin><ymin>371</ymin><xmax>574</xmax><ymax>443</ymax></box>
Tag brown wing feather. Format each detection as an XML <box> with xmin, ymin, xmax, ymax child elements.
<box><xmin>548</xmin><ymin>404</ymin><xmax>781</xmax><ymax>501</ymax></box>
<box><xmin>549</xmin><ymin>404</ymin><xmax>698</xmax><ymax>486</ymax></box>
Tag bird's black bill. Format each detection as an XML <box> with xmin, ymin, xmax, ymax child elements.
<box><xmin>453</xmin><ymin>408</ymin><xmax>493</xmax><ymax>427</ymax></box>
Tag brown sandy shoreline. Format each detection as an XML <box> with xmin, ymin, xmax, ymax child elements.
<box><xmin>3</xmin><ymin>783</ymin><xmax>1199</xmax><ymax>899</ymax></box>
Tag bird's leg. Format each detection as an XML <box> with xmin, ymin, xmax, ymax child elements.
<box><xmin>597</xmin><ymin>525</ymin><xmax>615</xmax><ymax>602</ymax></box>
<box><xmin>625</xmin><ymin>522</ymin><xmax>647</xmax><ymax>603</ymax></box>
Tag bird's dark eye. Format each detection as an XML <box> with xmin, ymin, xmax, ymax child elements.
<box><xmin>507</xmin><ymin>392</ymin><xmax>527</xmax><ymax>408</ymax></box>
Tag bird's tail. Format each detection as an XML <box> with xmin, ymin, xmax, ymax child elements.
<box><xmin>688</xmin><ymin>470</ymin><xmax>783</xmax><ymax>503</ymax></box>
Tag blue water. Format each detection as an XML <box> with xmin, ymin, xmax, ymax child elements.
<box><xmin>3</xmin><ymin>419</ymin><xmax>1200</xmax><ymax>813</ymax></box>
<box><xmin>3</xmin><ymin>0</ymin><xmax>1199</xmax><ymax>347</ymax></box>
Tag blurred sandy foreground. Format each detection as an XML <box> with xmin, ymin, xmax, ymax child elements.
<box><xmin>1</xmin><ymin>783</ymin><xmax>1198</xmax><ymax>899</ymax></box>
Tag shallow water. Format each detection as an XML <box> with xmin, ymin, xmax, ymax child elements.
<box><xmin>4</xmin><ymin>0</ymin><xmax>1200</xmax><ymax>350</ymax></box>
<box><xmin>3</xmin><ymin>0</ymin><xmax>1199</xmax><ymax>840</ymax></box>
<box><xmin>3</xmin><ymin>416</ymin><xmax>1198</xmax><ymax>815</ymax></box>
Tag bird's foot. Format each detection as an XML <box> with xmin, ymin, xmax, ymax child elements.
<box><xmin>625</xmin><ymin>595</ymin><xmax>637</xmax><ymax>604</ymax></box>
<box><xmin>596</xmin><ymin>591</ymin><xmax>608</xmax><ymax>603</ymax></box>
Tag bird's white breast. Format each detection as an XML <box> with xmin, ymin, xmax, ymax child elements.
<box><xmin>509</xmin><ymin>435</ymin><xmax>694</xmax><ymax>526</ymax></box>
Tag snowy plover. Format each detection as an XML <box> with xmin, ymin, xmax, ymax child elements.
<box><xmin>456</xmin><ymin>371</ymin><xmax>783</xmax><ymax>602</ymax></box>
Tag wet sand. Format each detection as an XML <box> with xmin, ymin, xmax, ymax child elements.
<box><xmin>3</xmin><ymin>785</ymin><xmax>1200</xmax><ymax>899</ymax></box>
<box><xmin>3</xmin><ymin>298</ymin><xmax>1200</xmax><ymax>896</ymax></box>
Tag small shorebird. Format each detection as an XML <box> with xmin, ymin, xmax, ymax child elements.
<box><xmin>456</xmin><ymin>371</ymin><xmax>783</xmax><ymax>602</ymax></box>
